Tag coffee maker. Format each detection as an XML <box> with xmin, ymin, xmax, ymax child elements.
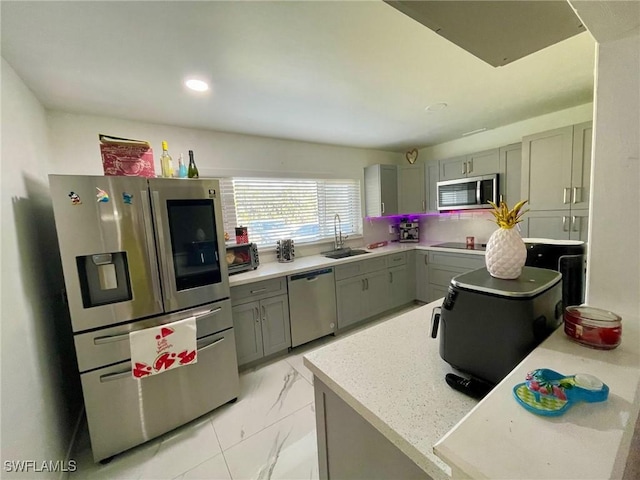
<box><xmin>399</xmin><ymin>220</ymin><xmax>419</xmax><ymax>243</ymax></box>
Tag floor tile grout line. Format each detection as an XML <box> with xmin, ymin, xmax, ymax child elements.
<box><xmin>219</xmin><ymin>401</ymin><xmax>315</xmax><ymax>455</ymax></box>
<box><xmin>211</xmin><ymin>417</ymin><xmax>235</xmax><ymax>480</ymax></box>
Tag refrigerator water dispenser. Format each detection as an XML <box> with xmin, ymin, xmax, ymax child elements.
<box><xmin>76</xmin><ymin>252</ymin><xmax>132</xmax><ymax>308</ymax></box>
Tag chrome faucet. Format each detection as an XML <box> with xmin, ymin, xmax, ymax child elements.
<box><xmin>334</xmin><ymin>213</ymin><xmax>347</xmax><ymax>250</ymax></box>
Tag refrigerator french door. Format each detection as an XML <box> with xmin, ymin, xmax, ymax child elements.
<box><xmin>49</xmin><ymin>176</ymin><xmax>230</xmax><ymax>333</ymax></box>
<box><xmin>148</xmin><ymin>178</ymin><xmax>229</xmax><ymax>313</ymax></box>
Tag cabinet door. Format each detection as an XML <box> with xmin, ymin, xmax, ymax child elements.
<box><xmin>364</xmin><ymin>270</ymin><xmax>390</xmax><ymax>318</ymax></box>
<box><xmin>499</xmin><ymin>143</ymin><xmax>522</xmax><ymax>206</ymax></box>
<box><xmin>440</xmin><ymin>156</ymin><xmax>467</xmax><ymax>181</ymax></box>
<box><xmin>425</xmin><ymin>161</ymin><xmax>440</xmax><ymax>212</ymax></box>
<box><xmin>398</xmin><ymin>164</ymin><xmax>426</xmax><ymax>214</ymax></box>
<box><xmin>415</xmin><ymin>251</ymin><xmax>429</xmax><ymax>303</ymax></box>
<box><xmin>388</xmin><ymin>265</ymin><xmax>409</xmax><ymax>309</ymax></box>
<box><xmin>261</xmin><ymin>295</ymin><xmax>291</xmax><ymax>357</ymax></box>
<box><xmin>467</xmin><ymin>148</ymin><xmax>499</xmax><ymax>177</ymax></box>
<box><xmin>336</xmin><ymin>277</ymin><xmax>366</xmax><ymax>330</ymax></box>
<box><xmin>232</xmin><ymin>302</ymin><xmax>263</xmax><ymax>366</ymax></box>
<box><xmin>523</xmin><ymin>210</ymin><xmax>571</xmax><ymax>240</ymax></box>
<box><xmin>380</xmin><ymin>165</ymin><xmax>398</xmax><ymax>216</ymax></box>
<box><xmin>427</xmin><ymin>284</ymin><xmax>449</xmax><ymax>303</ymax></box>
<box><xmin>569</xmin><ymin>209</ymin><xmax>589</xmax><ymax>241</ymax></box>
<box><xmin>521</xmin><ymin>126</ymin><xmax>573</xmax><ymax>211</ymax></box>
<box><xmin>571</xmin><ymin>122</ymin><xmax>592</xmax><ymax>210</ymax></box>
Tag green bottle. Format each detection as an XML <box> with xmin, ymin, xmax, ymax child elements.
<box><xmin>187</xmin><ymin>150</ymin><xmax>199</xmax><ymax>179</ymax></box>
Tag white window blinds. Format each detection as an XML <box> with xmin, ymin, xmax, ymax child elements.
<box><xmin>219</xmin><ymin>177</ymin><xmax>362</xmax><ymax>247</ymax></box>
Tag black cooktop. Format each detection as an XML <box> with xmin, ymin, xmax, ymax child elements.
<box><xmin>432</xmin><ymin>242</ymin><xmax>487</xmax><ymax>251</ymax></box>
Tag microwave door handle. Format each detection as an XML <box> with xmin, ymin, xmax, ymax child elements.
<box><xmin>140</xmin><ymin>189</ymin><xmax>163</xmax><ymax>309</ymax></box>
<box><xmin>476</xmin><ymin>182</ymin><xmax>482</xmax><ymax>205</ymax></box>
<box><xmin>152</xmin><ymin>190</ymin><xmax>174</xmax><ymax>301</ymax></box>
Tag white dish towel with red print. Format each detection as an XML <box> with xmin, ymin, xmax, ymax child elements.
<box><xmin>129</xmin><ymin>317</ymin><xmax>197</xmax><ymax>379</ymax></box>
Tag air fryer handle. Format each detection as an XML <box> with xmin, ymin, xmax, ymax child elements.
<box><xmin>430</xmin><ymin>307</ymin><xmax>441</xmax><ymax>338</ymax></box>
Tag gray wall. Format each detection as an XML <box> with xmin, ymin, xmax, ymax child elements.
<box><xmin>1</xmin><ymin>58</ymin><xmax>82</xmax><ymax>478</ymax></box>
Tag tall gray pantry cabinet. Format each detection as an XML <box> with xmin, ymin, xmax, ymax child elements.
<box><xmin>521</xmin><ymin>122</ymin><xmax>592</xmax><ymax>240</ymax></box>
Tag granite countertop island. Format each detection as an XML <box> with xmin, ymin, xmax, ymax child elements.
<box><xmin>304</xmin><ymin>301</ymin><xmax>640</xmax><ymax>479</ymax></box>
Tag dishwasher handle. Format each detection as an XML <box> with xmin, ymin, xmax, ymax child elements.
<box><xmin>289</xmin><ymin>268</ymin><xmax>333</xmax><ymax>282</ymax></box>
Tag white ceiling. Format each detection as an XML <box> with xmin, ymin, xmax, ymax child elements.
<box><xmin>0</xmin><ymin>1</ymin><xmax>595</xmax><ymax>152</ymax></box>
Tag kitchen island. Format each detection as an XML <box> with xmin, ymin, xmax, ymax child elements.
<box><xmin>304</xmin><ymin>301</ymin><xmax>640</xmax><ymax>479</ymax></box>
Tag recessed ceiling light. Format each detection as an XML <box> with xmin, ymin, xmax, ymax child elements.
<box><xmin>185</xmin><ymin>79</ymin><xmax>209</xmax><ymax>92</ymax></box>
<box><xmin>425</xmin><ymin>102</ymin><xmax>448</xmax><ymax>112</ymax></box>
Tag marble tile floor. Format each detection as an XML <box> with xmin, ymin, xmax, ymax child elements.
<box><xmin>70</xmin><ymin>303</ymin><xmax>421</xmax><ymax>480</ymax></box>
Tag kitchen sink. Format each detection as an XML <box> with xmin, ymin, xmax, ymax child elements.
<box><xmin>322</xmin><ymin>248</ymin><xmax>370</xmax><ymax>259</ymax></box>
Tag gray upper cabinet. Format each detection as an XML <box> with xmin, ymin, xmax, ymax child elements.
<box><xmin>365</xmin><ymin>164</ymin><xmax>398</xmax><ymax>217</ymax></box>
<box><xmin>521</xmin><ymin>122</ymin><xmax>592</xmax><ymax>211</ymax></box>
<box><xmin>521</xmin><ymin>121</ymin><xmax>592</xmax><ymax>240</ymax></box>
<box><xmin>571</xmin><ymin>122</ymin><xmax>592</xmax><ymax>210</ymax></box>
<box><xmin>522</xmin><ymin>209</ymin><xmax>589</xmax><ymax>241</ymax></box>
<box><xmin>498</xmin><ymin>143</ymin><xmax>522</xmax><ymax>206</ymax></box>
<box><xmin>425</xmin><ymin>161</ymin><xmax>440</xmax><ymax>212</ymax></box>
<box><xmin>440</xmin><ymin>149</ymin><xmax>500</xmax><ymax>181</ymax></box>
<box><xmin>398</xmin><ymin>164</ymin><xmax>426</xmax><ymax>214</ymax></box>
<box><xmin>521</xmin><ymin>125</ymin><xmax>574</xmax><ymax>211</ymax></box>
<box><xmin>440</xmin><ymin>155</ymin><xmax>468</xmax><ymax>181</ymax></box>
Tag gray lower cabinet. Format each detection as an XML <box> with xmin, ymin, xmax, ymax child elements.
<box><xmin>426</xmin><ymin>251</ymin><xmax>486</xmax><ymax>302</ymax></box>
<box><xmin>336</xmin><ymin>270</ymin><xmax>389</xmax><ymax>330</ymax></box>
<box><xmin>415</xmin><ymin>250</ymin><xmax>429</xmax><ymax>303</ymax></box>
<box><xmin>314</xmin><ymin>377</ymin><xmax>430</xmax><ymax>480</ymax></box>
<box><xmin>388</xmin><ymin>265</ymin><xmax>408</xmax><ymax>308</ymax></box>
<box><xmin>231</xmin><ymin>278</ymin><xmax>291</xmax><ymax>366</ymax></box>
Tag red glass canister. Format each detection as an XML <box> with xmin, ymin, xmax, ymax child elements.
<box><xmin>235</xmin><ymin>226</ymin><xmax>248</xmax><ymax>244</ymax></box>
<box><xmin>564</xmin><ymin>306</ymin><xmax>622</xmax><ymax>349</ymax></box>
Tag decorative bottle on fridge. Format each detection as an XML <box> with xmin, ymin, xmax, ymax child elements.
<box><xmin>188</xmin><ymin>150</ymin><xmax>199</xmax><ymax>179</ymax></box>
<box><xmin>160</xmin><ymin>141</ymin><xmax>174</xmax><ymax>178</ymax></box>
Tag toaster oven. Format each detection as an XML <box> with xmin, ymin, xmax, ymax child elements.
<box><xmin>225</xmin><ymin>243</ymin><xmax>259</xmax><ymax>275</ymax></box>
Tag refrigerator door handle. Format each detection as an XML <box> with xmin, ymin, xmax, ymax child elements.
<box><xmin>152</xmin><ymin>190</ymin><xmax>174</xmax><ymax>302</ymax></box>
<box><xmin>140</xmin><ymin>189</ymin><xmax>163</xmax><ymax>309</ymax></box>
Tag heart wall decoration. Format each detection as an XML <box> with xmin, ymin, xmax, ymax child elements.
<box><xmin>405</xmin><ymin>149</ymin><xmax>418</xmax><ymax>164</ymax></box>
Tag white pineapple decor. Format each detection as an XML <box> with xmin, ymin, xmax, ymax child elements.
<box><xmin>485</xmin><ymin>200</ymin><xmax>529</xmax><ymax>279</ymax></box>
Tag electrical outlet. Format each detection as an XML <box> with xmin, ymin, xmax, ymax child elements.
<box><xmin>388</xmin><ymin>225</ymin><xmax>396</xmax><ymax>234</ymax></box>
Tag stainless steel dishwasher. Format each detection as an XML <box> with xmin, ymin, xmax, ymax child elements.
<box><xmin>287</xmin><ymin>268</ymin><xmax>337</xmax><ymax>347</ymax></box>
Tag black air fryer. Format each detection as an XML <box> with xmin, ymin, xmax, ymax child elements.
<box><xmin>431</xmin><ymin>266</ymin><xmax>563</xmax><ymax>387</ymax></box>
<box><xmin>524</xmin><ymin>239</ymin><xmax>586</xmax><ymax>310</ymax></box>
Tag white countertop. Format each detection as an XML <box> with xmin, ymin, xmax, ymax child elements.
<box><xmin>229</xmin><ymin>241</ymin><xmax>485</xmax><ymax>287</ymax></box>
<box><xmin>303</xmin><ymin>301</ymin><xmax>478</xmax><ymax>480</ymax></box>
<box><xmin>434</xmin><ymin>311</ymin><xmax>640</xmax><ymax>480</ymax></box>
<box><xmin>304</xmin><ymin>302</ymin><xmax>640</xmax><ymax>480</ymax></box>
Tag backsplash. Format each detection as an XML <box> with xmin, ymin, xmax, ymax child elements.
<box><xmin>419</xmin><ymin>211</ymin><xmax>499</xmax><ymax>243</ymax></box>
<box><xmin>363</xmin><ymin>210</ymin><xmax>518</xmax><ymax>245</ymax></box>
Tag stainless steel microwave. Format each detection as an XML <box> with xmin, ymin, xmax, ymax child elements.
<box><xmin>437</xmin><ymin>174</ymin><xmax>499</xmax><ymax>211</ymax></box>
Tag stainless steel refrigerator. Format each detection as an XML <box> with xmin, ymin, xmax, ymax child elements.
<box><xmin>49</xmin><ymin>175</ymin><xmax>239</xmax><ymax>462</ymax></box>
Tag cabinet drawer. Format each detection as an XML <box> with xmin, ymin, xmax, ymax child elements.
<box><xmin>385</xmin><ymin>252</ymin><xmax>406</xmax><ymax>268</ymax></box>
<box><xmin>427</xmin><ymin>251</ymin><xmax>485</xmax><ymax>270</ymax></box>
<box><xmin>231</xmin><ymin>277</ymin><xmax>287</xmax><ymax>305</ymax></box>
<box><xmin>364</xmin><ymin>256</ymin><xmax>388</xmax><ymax>273</ymax></box>
<box><xmin>334</xmin><ymin>261</ymin><xmax>366</xmax><ymax>281</ymax></box>
<box><xmin>81</xmin><ymin>328</ymin><xmax>239</xmax><ymax>462</ymax></box>
<box><xmin>428</xmin><ymin>264</ymin><xmax>471</xmax><ymax>288</ymax></box>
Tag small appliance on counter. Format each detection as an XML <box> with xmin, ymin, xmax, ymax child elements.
<box><xmin>523</xmin><ymin>238</ymin><xmax>585</xmax><ymax>311</ymax></box>
<box><xmin>398</xmin><ymin>220</ymin><xmax>419</xmax><ymax>243</ymax></box>
<box><xmin>431</xmin><ymin>266</ymin><xmax>563</xmax><ymax>388</ymax></box>
<box><xmin>226</xmin><ymin>242</ymin><xmax>259</xmax><ymax>275</ymax></box>
<box><xmin>276</xmin><ymin>239</ymin><xmax>295</xmax><ymax>262</ymax></box>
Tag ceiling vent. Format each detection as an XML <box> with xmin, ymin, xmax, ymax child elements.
<box><xmin>385</xmin><ymin>1</ymin><xmax>586</xmax><ymax>67</ymax></box>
